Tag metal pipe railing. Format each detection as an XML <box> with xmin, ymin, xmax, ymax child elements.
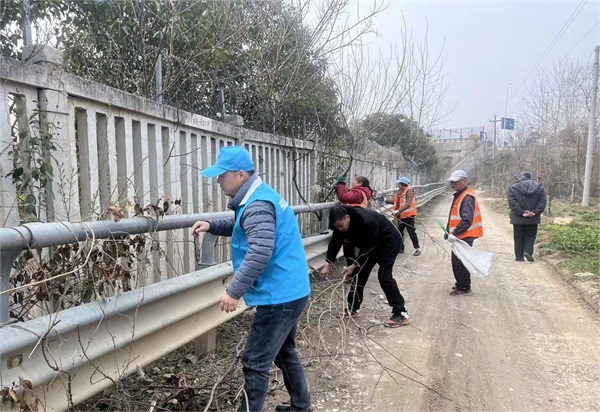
<box><xmin>0</xmin><ymin>202</ymin><xmax>339</xmax><ymax>322</ymax></box>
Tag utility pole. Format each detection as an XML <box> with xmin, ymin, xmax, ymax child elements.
<box><xmin>489</xmin><ymin>115</ymin><xmax>501</xmax><ymax>158</ymax></box>
<box><xmin>582</xmin><ymin>45</ymin><xmax>599</xmax><ymax>207</ymax></box>
<box><xmin>21</xmin><ymin>0</ymin><xmax>32</xmax><ymax>47</ymax></box>
<box><xmin>219</xmin><ymin>86</ymin><xmax>226</xmax><ymax>118</ymax></box>
<box><xmin>155</xmin><ymin>51</ymin><xmax>163</xmax><ymax>104</ymax></box>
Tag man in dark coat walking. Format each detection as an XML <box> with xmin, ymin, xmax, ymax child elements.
<box><xmin>507</xmin><ymin>172</ymin><xmax>547</xmax><ymax>262</ymax></box>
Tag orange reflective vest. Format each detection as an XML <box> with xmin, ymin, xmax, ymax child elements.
<box><xmin>393</xmin><ymin>186</ymin><xmax>417</xmax><ymax>219</ymax></box>
<box><xmin>347</xmin><ymin>191</ymin><xmax>369</xmax><ymax>208</ymax></box>
<box><xmin>447</xmin><ymin>188</ymin><xmax>483</xmax><ymax>239</ymax></box>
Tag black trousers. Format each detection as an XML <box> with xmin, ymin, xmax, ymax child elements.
<box><xmin>347</xmin><ymin>243</ymin><xmax>406</xmax><ymax>316</ymax></box>
<box><xmin>513</xmin><ymin>224</ymin><xmax>538</xmax><ymax>259</ymax></box>
<box><xmin>451</xmin><ymin>237</ymin><xmax>474</xmax><ymax>291</ymax></box>
<box><xmin>395</xmin><ymin>216</ymin><xmax>420</xmax><ymax>250</ymax></box>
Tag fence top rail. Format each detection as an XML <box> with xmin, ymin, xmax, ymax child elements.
<box><xmin>0</xmin><ymin>202</ymin><xmax>339</xmax><ymax>253</ymax></box>
<box><xmin>0</xmin><ymin>56</ymin><xmax>314</xmax><ymax>150</ymax></box>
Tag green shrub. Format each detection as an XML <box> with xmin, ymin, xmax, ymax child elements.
<box><xmin>548</xmin><ymin>224</ymin><xmax>600</xmax><ymax>253</ymax></box>
<box><xmin>577</xmin><ymin>210</ymin><xmax>600</xmax><ymax>225</ymax></box>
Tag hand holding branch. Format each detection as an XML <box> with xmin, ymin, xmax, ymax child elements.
<box><xmin>342</xmin><ymin>264</ymin><xmax>357</xmax><ymax>280</ymax></box>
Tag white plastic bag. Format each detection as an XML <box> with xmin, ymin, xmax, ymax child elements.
<box><xmin>451</xmin><ymin>239</ymin><xmax>493</xmax><ymax>278</ymax></box>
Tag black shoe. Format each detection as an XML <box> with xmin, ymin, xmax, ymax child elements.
<box><xmin>515</xmin><ymin>258</ymin><xmax>524</xmax><ymax>262</ymax></box>
<box><xmin>524</xmin><ymin>253</ymin><xmax>534</xmax><ymax>262</ymax></box>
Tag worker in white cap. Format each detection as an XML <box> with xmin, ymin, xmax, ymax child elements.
<box><xmin>445</xmin><ymin>170</ymin><xmax>483</xmax><ymax>295</ymax></box>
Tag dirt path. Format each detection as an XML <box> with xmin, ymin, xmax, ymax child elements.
<box><xmin>308</xmin><ymin>193</ymin><xmax>600</xmax><ymax>411</ymax></box>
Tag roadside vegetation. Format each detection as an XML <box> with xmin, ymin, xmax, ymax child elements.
<box><xmin>537</xmin><ymin>204</ymin><xmax>600</xmax><ymax>278</ymax></box>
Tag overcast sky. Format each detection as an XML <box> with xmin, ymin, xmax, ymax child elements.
<box><xmin>360</xmin><ymin>0</ymin><xmax>600</xmax><ymax>129</ymax></box>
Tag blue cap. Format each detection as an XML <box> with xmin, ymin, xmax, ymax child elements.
<box><xmin>396</xmin><ymin>177</ymin><xmax>410</xmax><ymax>185</ymax></box>
<box><xmin>202</xmin><ymin>146</ymin><xmax>254</xmax><ymax>177</ymax></box>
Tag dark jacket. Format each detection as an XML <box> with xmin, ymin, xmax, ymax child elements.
<box><xmin>507</xmin><ymin>179</ymin><xmax>547</xmax><ymax>225</ymax></box>
<box><xmin>326</xmin><ymin>206</ymin><xmax>400</xmax><ymax>266</ymax></box>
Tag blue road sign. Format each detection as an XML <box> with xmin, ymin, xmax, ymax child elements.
<box><xmin>479</xmin><ymin>131</ymin><xmax>487</xmax><ymax>140</ymax></box>
<box><xmin>501</xmin><ymin>117</ymin><xmax>515</xmax><ymax>130</ymax></box>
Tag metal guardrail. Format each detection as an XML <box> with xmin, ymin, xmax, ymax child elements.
<box><xmin>0</xmin><ymin>185</ymin><xmax>447</xmax><ymax>410</ymax></box>
<box><xmin>0</xmin><ymin>202</ymin><xmax>336</xmax><ymax>411</ymax></box>
<box><xmin>0</xmin><ymin>203</ymin><xmax>336</xmax><ymax>323</ymax></box>
<box><xmin>375</xmin><ymin>182</ymin><xmax>447</xmax><ymax>212</ymax></box>
<box><xmin>0</xmin><ymin>233</ymin><xmax>333</xmax><ymax>411</ymax></box>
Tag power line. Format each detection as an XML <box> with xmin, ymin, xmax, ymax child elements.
<box><xmin>506</xmin><ymin>0</ymin><xmax>588</xmax><ymax>104</ymax></box>
<box><xmin>564</xmin><ymin>19</ymin><xmax>600</xmax><ymax>59</ymax></box>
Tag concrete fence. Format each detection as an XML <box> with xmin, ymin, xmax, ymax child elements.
<box><xmin>0</xmin><ymin>45</ymin><xmax>414</xmax><ymax>290</ymax></box>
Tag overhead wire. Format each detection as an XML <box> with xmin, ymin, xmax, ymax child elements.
<box><xmin>505</xmin><ymin>0</ymin><xmax>588</xmax><ymax>107</ymax></box>
<box><xmin>564</xmin><ymin>19</ymin><xmax>600</xmax><ymax>59</ymax></box>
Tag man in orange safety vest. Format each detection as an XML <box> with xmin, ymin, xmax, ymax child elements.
<box><xmin>445</xmin><ymin>170</ymin><xmax>483</xmax><ymax>296</ymax></box>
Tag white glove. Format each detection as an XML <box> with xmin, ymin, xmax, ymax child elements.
<box><xmin>392</xmin><ymin>210</ymin><xmax>400</xmax><ymax>216</ymax></box>
<box><xmin>448</xmin><ymin>234</ymin><xmax>458</xmax><ymax>243</ymax></box>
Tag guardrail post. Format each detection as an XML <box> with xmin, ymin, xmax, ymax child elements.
<box><xmin>319</xmin><ymin>211</ymin><xmax>329</xmax><ymax>234</ymax></box>
<box><xmin>196</xmin><ymin>233</ymin><xmax>218</xmax><ymax>270</ymax></box>
<box><xmin>194</xmin><ymin>232</ymin><xmax>220</xmax><ymax>355</ymax></box>
<box><xmin>193</xmin><ymin>328</ymin><xmax>217</xmax><ymax>356</ymax></box>
<box><xmin>1</xmin><ymin>250</ymin><xmax>20</xmax><ymax>323</ymax></box>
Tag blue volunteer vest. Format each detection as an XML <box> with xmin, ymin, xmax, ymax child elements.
<box><xmin>231</xmin><ymin>182</ymin><xmax>310</xmax><ymax>306</ymax></box>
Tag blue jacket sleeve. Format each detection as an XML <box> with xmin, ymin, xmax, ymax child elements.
<box><xmin>226</xmin><ymin>201</ymin><xmax>276</xmax><ymax>300</ymax></box>
<box><xmin>207</xmin><ymin>217</ymin><xmax>235</xmax><ymax>236</ymax></box>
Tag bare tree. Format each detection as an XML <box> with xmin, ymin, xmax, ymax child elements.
<box><xmin>401</xmin><ymin>20</ymin><xmax>453</xmax><ymax>132</ymax></box>
<box><xmin>518</xmin><ymin>60</ymin><xmax>596</xmax><ymax>199</ymax></box>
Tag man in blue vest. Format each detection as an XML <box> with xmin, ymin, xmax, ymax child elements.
<box><xmin>192</xmin><ymin>146</ymin><xmax>311</xmax><ymax>412</ymax></box>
